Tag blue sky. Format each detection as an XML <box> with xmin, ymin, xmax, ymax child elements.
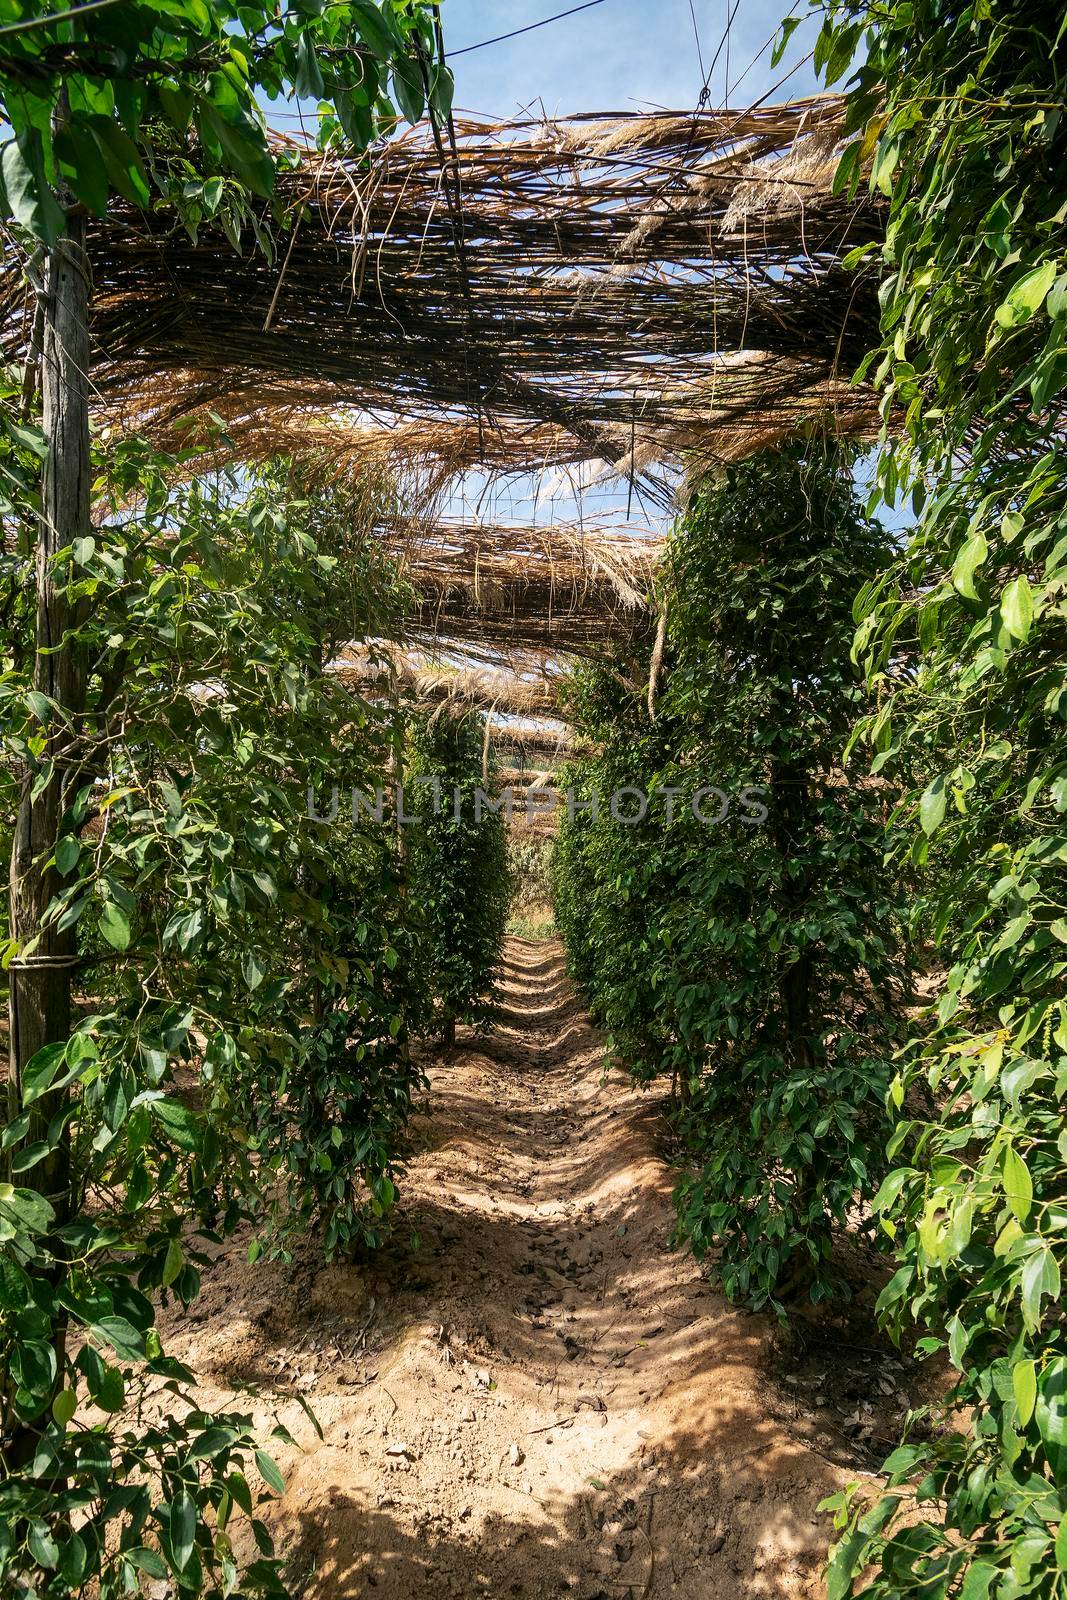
<box><xmin>439</xmin><ymin>0</ymin><xmax>822</xmax><ymax>121</ymax></box>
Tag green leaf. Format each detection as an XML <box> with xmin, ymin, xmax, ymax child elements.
<box><xmin>99</xmin><ymin>900</ymin><xmax>132</xmax><ymax>951</ymax></box>
<box><xmin>251</xmin><ymin>869</ymin><xmax>277</xmax><ymax>903</ymax></box>
<box><xmin>881</xmin><ymin>1444</ymin><xmax>924</xmax><ymax>1475</ymax></box>
<box><xmin>1048</xmin><ymin>270</ymin><xmax>1067</xmax><ymax>322</ymax></box>
<box><xmin>334</xmin><ymin>88</ymin><xmax>374</xmax><ymax>148</ymax></box>
<box><xmin>1000</xmin><ymin>574</ymin><xmax>1034</xmax><ymax>641</ymax></box>
<box><xmin>947</xmin><ymin>1313</ymin><xmax>970</xmax><ymax>1369</ymax></box>
<box><xmin>183</xmin><ymin>1432</ymin><xmax>231</xmax><ymax>1473</ymax></box>
<box><xmin>170</xmin><ymin>1488</ymin><xmax>196</xmax><ymax>1571</ymax></box>
<box><xmin>158</xmin><ymin>82</ymin><xmax>195</xmax><ymax>134</ymax></box>
<box><xmin>995</xmin><ymin>260</ymin><xmax>1057</xmax><ymax>329</ymax></box>
<box><xmin>27</xmin><ymin>1520</ymin><xmax>59</xmax><ymax>1570</ymax></box>
<box><xmin>0</xmin><ymin>1184</ymin><xmax>54</xmax><ymax>1235</ymax></box>
<box><xmin>201</xmin><ymin>176</ymin><xmax>224</xmax><ymax>215</ymax></box>
<box><xmin>163</xmin><ymin>907</ymin><xmax>205</xmax><ymax>952</ymax></box>
<box><xmin>1001</xmin><ymin>1143</ymin><xmax>1033</xmax><ymax>1222</ymax></box>
<box><xmin>21</xmin><ymin>1041</ymin><xmax>67</xmax><ymax>1105</ymax></box>
<box><xmin>1</xmin><ymin>132</ymin><xmax>65</xmax><ymax>245</ymax></box>
<box><xmin>79</xmin><ymin>1348</ymin><xmax>124</xmax><ymax>1411</ymax></box>
<box><xmin>255</xmin><ymin>1449</ymin><xmax>286</xmax><ymax>1494</ymax></box>
<box><xmin>0</xmin><ymin>1255</ymin><xmax>30</xmax><ymax>1309</ymax></box>
<box><xmin>826</xmin><ymin>1524</ymin><xmax>867</xmax><ymax>1600</ymax></box>
<box><xmin>951</xmin><ymin>529</ymin><xmax>988</xmax><ymax>599</ymax></box>
<box><xmin>242</xmin><ymin>949</ymin><xmax>266</xmax><ymax>991</ymax></box>
<box><xmin>350</xmin><ymin>0</ymin><xmax>403</xmax><ymax>57</ymax></box>
<box><xmin>12</xmin><ymin>1338</ymin><xmax>56</xmax><ymax>1399</ymax></box>
<box><xmin>429</xmin><ymin>64</ymin><xmax>455</xmax><ymax>122</ymax></box>
<box><xmin>919</xmin><ymin>775</ymin><xmax>947</xmax><ymax>836</ymax></box>
<box><xmin>1056</xmin><ymin>1512</ymin><xmax>1067</xmax><ymax>1571</ymax></box>
<box><xmin>1</xmin><ymin>1112</ymin><xmax>30</xmax><ymax>1150</ymax></box>
<box><xmin>832</xmin><ymin>141</ymin><xmax>862</xmax><ymax>199</ymax></box>
<box><xmin>870</xmin><ymin>1166</ymin><xmax>914</xmax><ymax>1213</ymax></box>
<box><xmin>26</xmin><ymin>689</ymin><xmax>52</xmax><ymax>724</ymax></box>
<box><xmin>1021</xmin><ymin>1246</ymin><xmax>1060</xmax><ymax>1332</ymax></box>
<box><xmin>959</xmin><ymin>1563</ymin><xmax>998</xmax><ymax>1600</ymax></box>
<box><xmin>55</xmin><ymin>125</ymin><xmax>109</xmax><ymax>216</ymax></box>
<box><xmin>295</xmin><ymin>33</ymin><xmax>325</xmax><ymax>100</ymax></box>
<box><xmin>162</xmin><ymin>1237</ymin><xmax>184</xmax><ymax>1288</ymax></box>
<box><xmin>89</xmin><ymin>1315</ymin><xmax>147</xmax><ymax>1362</ymax></box>
<box><xmin>199</xmin><ymin>103</ymin><xmax>274</xmax><ymax>198</ymax></box>
<box><xmin>871</xmin><ymin>134</ymin><xmax>901</xmax><ymax>198</ymax></box>
<box><xmin>1013</xmin><ymin>1358</ymin><xmax>1037</xmax><ymax>1427</ymax></box>
<box><xmin>57</xmin><ymin>1532</ymin><xmax>88</xmax><ymax>1586</ymax></box>
<box><xmin>391</xmin><ymin>54</ymin><xmax>425</xmax><ymax>123</ymax></box>
<box><xmin>55</xmin><ymin>835</ymin><xmax>81</xmax><ymax>876</ymax></box>
<box><xmin>129</xmin><ymin>1547</ymin><xmax>168</xmax><ymax>1579</ymax></box>
<box><xmin>11</xmin><ymin>1139</ymin><xmax>50</xmax><ymax>1173</ymax></box>
<box><xmin>89</xmin><ymin>117</ymin><xmax>151</xmax><ymax>207</ymax></box>
<box><xmin>1035</xmin><ymin>1358</ymin><xmax>1067</xmax><ymax>1476</ymax></box>
<box><xmin>151</xmin><ymin>1098</ymin><xmax>202</xmax><ymax>1153</ymax></box>
<box><xmin>771</xmin><ymin>14</ymin><xmax>803</xmax><ymax>67</ymax></box>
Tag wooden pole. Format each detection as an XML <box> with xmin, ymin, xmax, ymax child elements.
<box><xmin>8</xmin><ymin>203</ymin><xmax>90</xmax><ymax>1195</ymax></box>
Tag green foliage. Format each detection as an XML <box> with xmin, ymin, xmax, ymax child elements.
<box><xmin>508</xmin><ymin>833</ymin><xmax>556</xmax><ymax>914</ymax></box>
<box><xmin>0</xmin><ymin>1154</ymin><xmax>295</xmax><ymax>1598</ymax></box>
<box><xmin>0</xmin><ymin>0</ymin><xmax>449</xmax><ymax>245</ymax></box>
<box><xmin>810</xmin><ymin>0</ymin><xmax>1067</xmax><ymax>1594</ymax></box>
<box><xmin>555</xmin><ymin>444</ymin><xmax>908</xmax><ymax>1312</ymax></box>
<box><xmin>0</xmin><ymin>3</ymin><xmax>450</xmax><ymax>1592</ymax></box>
<box><xmin>404</xmin><ymin>711</ymin><xmax>510</xmax><ymax>1038</ymax></box>
<box><xmin>0</xmin><ymin>442</ymin><xmax>430</xmax><ymax>1594</ymax></box>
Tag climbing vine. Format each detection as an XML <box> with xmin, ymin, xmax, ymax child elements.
<box><xmin>809</xmin><ymin>0</ymin><xmax>1067</xmax><ymax>1593</ymax></box>
<box><xmin>0</xmin><ymin>442</ymin><xmax>432</xmax><ymax>1595</ymax></box>
<box><xmin>555</xmin><ymin>443</ymin><xmax>909</xmax><ymax>1312</ymax></box>
<box><xmin>404</xmin><ymin>710</ymin><xmax>511</xmax><ymax>1044</ymax></box>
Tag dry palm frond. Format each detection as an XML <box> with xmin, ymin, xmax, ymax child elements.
<box><xmin>1</xmin><ymin>97</ymin><xmax>882</xmax><ymax>492</ymax></box>
<box><xmin>336</xmin><ymin>644</ymin><xmax>565</xmax><ymax>720</ymax></box>
<box><xmin>390</xmin><ymin>516</ymin><xmax>660</xmax><ymax>653</ymax></box>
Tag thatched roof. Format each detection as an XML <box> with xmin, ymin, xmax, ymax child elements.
<box><xmin>337</xmin><ymin>646</ymin><xmax>566</xmax><ymax>721</ymax></box>
<box><xmin>393</xmin><ymin>517</ymin><xmax>660</xmax><ymax>654</ymax></box>
<box><xmin>0</xmin><ymin>98</ymin><xmax>886</xmax><ymax>723</ymax></box>
<box><xmin>1</xmin><ymin>97</ymin><xmax>881</xmax><ymax>496</ymax></box>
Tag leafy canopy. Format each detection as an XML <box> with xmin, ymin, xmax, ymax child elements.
<box><xmin>0</xmin><ymin>0</ymin><xmax>449</xmax><ymax>243</ymax></box>
<box><xmin>555</xmin><ymin>443</ymin><xmax>907</xmax><ymax>1314</ymax></box>
<box><xmin>808</xmin><ymin>0</ymin><xmax>1067</xmax><ymax>1595</ymax></box>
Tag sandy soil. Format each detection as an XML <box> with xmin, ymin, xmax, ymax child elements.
<box><xmin>158</xmin><ymin>938</ymin><xmax>878</xmax><ymax>1600</ymax></box>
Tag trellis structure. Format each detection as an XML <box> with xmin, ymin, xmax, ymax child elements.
<box><xmin>1</xmin><ymin>95</ymin><xmax>880</xmax><ymax>484</ymax></box>
<box><xmin>393</xmin><ymin>517</ymin><xmax>661</xmax><ymax>656</ymax></box>
<box><xmin>1</xmin><ymin>95</ymin><xmax>882</xmax><ymax>761</ymax></box>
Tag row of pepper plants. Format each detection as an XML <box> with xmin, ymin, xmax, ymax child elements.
<box><xmin>0</xmin><ymin>4</ymin><xmax>509</xmax><ymax>1594</ymax></box>
<box><xmin>555</xmin><ymin>0</ymin><xmax>1066</xmax><ymax>1591</ymax></box>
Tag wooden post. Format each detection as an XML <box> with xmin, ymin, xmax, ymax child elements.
<box><xmin>7</xmin><ymin>201</ymin><xmax>90</xmax><ymax>1215</ymax></box>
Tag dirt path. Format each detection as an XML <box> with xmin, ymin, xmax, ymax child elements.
<box><xmin>162</xmin><ymin>938</ymin><xmax>858</xmax><ymax>1598</ymax></box>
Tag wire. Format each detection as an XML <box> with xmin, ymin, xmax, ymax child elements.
<box><xmin>698</xmin><ymin>0</ymin><xmax>742</xmax><ymax>105</ymax></box>
<box><xmin>449</xmin><ymin>0</ymin><xmax>608</xmax><ymax>58</ymax></box>
<box><xmin>0</xmin><ymin>0</ymin><xmax>126</xmax><ymax>36</ymax></box>
<box><xmin>688</xmin><ymin>0</ymin><xmax>706</xmax><ymax>85</ymax></box>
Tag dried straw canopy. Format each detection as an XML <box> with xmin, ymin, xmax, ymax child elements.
<box><xmin>392</xmin><ymin>518</ymin><xmax>661</xmax><ymax>655</ymax></box>
<box><xmin>1</xmin><ymin>96</ymin><xmax>883</xmax><ymax>742</ymax></box>
<box><xmin>1</xmin><ymin>95</ymin><xmax>881</xmax><ymax>499</ymax></box>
